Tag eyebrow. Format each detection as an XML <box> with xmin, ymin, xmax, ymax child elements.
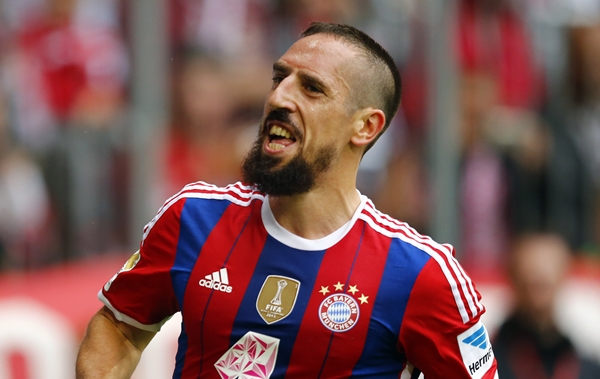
<box><xmin>272</xmin><ymin>61</ymin><xmax>290</xmax><ymax>75</ymax></box>
<box><xmin>272</xmin><ymin>61</ymin><xmax>330</xmax><ymax>93</ymax></box>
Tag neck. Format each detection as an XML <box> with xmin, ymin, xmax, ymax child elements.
<box><xmin>268</xmin><ymin>177</ymin><xmax>362</xmax><ymax>240</ymax></box>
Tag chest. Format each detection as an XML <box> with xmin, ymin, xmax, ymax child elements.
<box><xmin>170</xmin><ymin>209</ymin><xmax>411</xmax><ymax>377</ymax></box>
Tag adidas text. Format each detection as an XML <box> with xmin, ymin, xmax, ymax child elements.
<box><xmin>199</xmin><ymin>279</ymin><xmax>233</xmax><ymax>293</ymax></box>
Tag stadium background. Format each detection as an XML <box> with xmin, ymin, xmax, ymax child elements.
<box><xmin>0</xmin><ymin>0</ymin><xmax>600</xmax><ymax>377</ymax></box>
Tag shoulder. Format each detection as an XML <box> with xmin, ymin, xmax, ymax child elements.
<box><xmin>160</xmin><ymin>181</ymin><xmax>264</xmax><ymax>208</ymax></box>
<box><xmin>359</xmin><ymin>197</ymin><xmax>455</xmax><ymax>263</ymax></box>
<box><xmin>141</xmin><ymin>181</ymin><xmax>265</xmax><ymax>245</ymax></box>
<box><xmin>360</xmin><ymin>197</ymin><xmax>484</xmax><ymax>324</ymax></box>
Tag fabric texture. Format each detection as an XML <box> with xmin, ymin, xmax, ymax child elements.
<box><xmin>100</xmin><ymin>181</ymin><xmax>498</xmax><ymax>378</ymax></box>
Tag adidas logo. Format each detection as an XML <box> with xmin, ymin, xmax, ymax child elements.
<box><xmin>461</xmin><ymin>325</ymin><xmax>488</xmax><ymax>350</ymax></box>
<box><xmin>199</xmin><ymin>268</ymin><xmax>233</xmax><ymax>293</ymax></box>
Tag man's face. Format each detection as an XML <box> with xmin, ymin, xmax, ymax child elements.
<box><xmin>242</xmin><ymin>34</ymin><xmax>360</xmax><ymax>196</ymax></box>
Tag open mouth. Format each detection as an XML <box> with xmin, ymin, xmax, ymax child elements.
<box><xmin>267</xmin><ymin>124</ymin><xmax>297</xmax><ymax>151</ymax></box>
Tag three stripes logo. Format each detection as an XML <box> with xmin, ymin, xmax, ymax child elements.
<box><xmin>199</xmin><ymin>268</ymin><xmax>233</xmax><ymax>293</ymax></box>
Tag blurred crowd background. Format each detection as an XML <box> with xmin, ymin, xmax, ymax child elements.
<box><xmin>1</xmin><ymin>0</ymin><xmax>600</xmax><ymax>276</ymax></box>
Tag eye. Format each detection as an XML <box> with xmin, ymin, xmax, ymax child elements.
<box><xmin>271</xmin><ymin>75</ymin><xmax>284</xmax><ymax>88</ymax></box>
<box><xmin>305</xmin><ymin>84</ymin><xmax>322</xmax><ymax>93</ymax></box>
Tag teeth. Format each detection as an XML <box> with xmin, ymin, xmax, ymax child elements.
<box><xmin>269</xmin><ymin>125</ymin><xmax>292</xmax><ymax>139</ymax></box>
<box><xmin>268</xmin><ymin>142</ymin><xmax>285</xmax><ymax>151</ymax></box>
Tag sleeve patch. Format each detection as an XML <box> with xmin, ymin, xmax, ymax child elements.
<box><xmin>457</xmin><ymin>322</ymin><xmax>494</xmax><ymax>378</ymax></box>
<box><xmin>103</xmin><ymin>251</ymin><xmax>141</xmax><ymax>291</ymax></box>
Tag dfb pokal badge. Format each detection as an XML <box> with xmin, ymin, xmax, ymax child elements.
<box><xmin>256</xmin><ymin>276</ymin><xmax>300</xmax><ymax>324</ymax></box>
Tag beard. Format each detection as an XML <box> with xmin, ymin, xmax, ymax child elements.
<box><xmin>241</xmin><ymin>121</ymin><xmax>336</xmax><ymax>196</ymax></box>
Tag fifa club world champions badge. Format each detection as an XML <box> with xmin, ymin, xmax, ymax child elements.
<box><xmin>256</xmin><ymin>275</ymin><xmax>300</xmax><ymax>324</ymax></box>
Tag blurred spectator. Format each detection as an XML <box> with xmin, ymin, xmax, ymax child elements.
<box><xmin>457</xmin><ymin>0</ymin><xmax>543</xmax><ymax>110</ymax></box>
<box><xmin>0</xmin><ymin>86</ymin><xmax>55</xmax><ymax>270</ymax></box>
<box><xmin>8</xmin><ymin>0</ymin><xmax>127</xmax><ymax>149</ymax></box>
<box><xmin>169</xmin><ymin>0</ymin><xmax>272</xmax><ymax>60</ymax></box>
<box><xmin>457</xmin><ymin>69</ymin><xmax>510</xmax><ymax>271</ymax></box>
<box><xmin>157</xmin><ymin>50</ymin><xmax>267</xmax><ymax>200</ymax></box>
<box><xmin>568</xmin><ymin>24</ymin><xmax>600</xmax><ymax>254</ymax></box>
<box><xmin>401</xmin><ymin>0</ymin><xmax>544</xmax><ymax>134</ymax></box>
<box><xmin>394</xmin><ymin>0</ymin><xmax>551</xmax><ymax>264</ymax></box>
<box><xmin>269</xmin><ymin>0</ymin><xmax>363</xmax><ymax>57</ymax></box>
<box><xmin>5</xmin><ymin>0</ymin><xmax>129</xmax><ymax>260</ymax></box>
<box><xmin>372</xmin><ymin>135</ymin><xmax>430</xmax><ymax>233</ymax></box>
<box><xmin>0</xmin><ymin>0</ymin><xmax>595</xmax><ymax>271</ymax></box>
<box><xmin>451</xmin><ymin>0</ymin><xmax>590</xmax><ymax>267</ymax></box>
<box><xmin>499</xmin><ymin>112</ymin><xmax>588</xmax><ymax>253</ymax></box>
<box><xmin>493</xmin><ymin>233</ymin><xmax>600</xmax><ymax>378</ymax></box>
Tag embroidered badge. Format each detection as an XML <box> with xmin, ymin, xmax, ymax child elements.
<box><xmin>256</xmin><ymin>276</ymin><xmax>300</xmax><ymax>324</ymax></box>
<box><xmin>104</xmin><ymin>251</ymin><xmax>141</xmax><ymax>291</ymax></box>
<box><xmin>317</xmin><ymin>281</ymin><xmax>368</xmax><ymax>332</ymax></box>
<box><xmin>319</xmin><ymin>293</ymin><xmax>360</xmax><ymax>332</ymax></box>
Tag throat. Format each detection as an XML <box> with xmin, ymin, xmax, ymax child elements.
<box><xmin>268</xmin><ymin>190</ymin><xmax>362</xmax><ymax>240</ymax></box>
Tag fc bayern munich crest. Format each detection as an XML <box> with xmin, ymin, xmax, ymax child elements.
<box><xmin>319</xmin><ymin>293</ymin><xmax>360</xmax><ymax>332</ymax></box>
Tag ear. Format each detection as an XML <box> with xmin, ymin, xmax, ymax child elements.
<box><xmin>350</xmin><ymin>108</ymin><xmax>386</xmax><ymax>148</ymax></box>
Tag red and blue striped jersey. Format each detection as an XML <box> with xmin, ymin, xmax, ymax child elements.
<box><xmin>100</xmin><ymin>182</ymin><xmax>498</xmax><ymax>379</ymax></box>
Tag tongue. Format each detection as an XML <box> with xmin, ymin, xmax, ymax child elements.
<box><xmin>272</xmin><ymin>137</ymin><xmax>295</xmax><ymax>147</ymax></box>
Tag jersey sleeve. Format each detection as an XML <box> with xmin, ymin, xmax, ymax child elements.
<box><xmin>98</xmin><ymin>197</ymin><xmax>186</xmax><ymax>332</ymax></box>
<box><xmin>399</xmin><ymin>253</ymin><xmax>498</xmax><ymax>379</ymax></box>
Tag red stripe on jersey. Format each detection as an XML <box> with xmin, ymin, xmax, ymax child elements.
<box><xmin>103</xmin><ymin>198</ymin><xmax>185</xmax><ymax>326</ymax></box>
<box><xmin>400</xmin><ymin>259</ymin><xmax>478</xmax><ymax>377</ymax></box>
<box><xmin>318</xmin><ymin>225</ymin><xmax>392</xmax><ymax>378</ymax></box>
<box><xmin>388</xmin><ymin>222</ymin><xmax>484</xmax><ymax>319</ymax></box>
<box><xmin>285</xmin><ymin>221</ymin><xmax>392</xmax><ymax>378</ymax></box>
<box><xmin>360</xmin><ymin>203</ymin><xmax>482</xmax><ymax>322</ymax></box>
<box><xmin>179</xmin><ymin>200</ymin><xmax>267</xmax><ymax>378</ymax></box>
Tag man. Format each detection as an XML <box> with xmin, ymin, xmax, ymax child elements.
<box><xmin>493</xmin><ymin>233</ymin><xmax>600</xmax><ymax>378</ymax></box>
<box><xmin>76</xmin><ymin>22</ymin><xmax>498</xmax><ymax>378</ymax></box>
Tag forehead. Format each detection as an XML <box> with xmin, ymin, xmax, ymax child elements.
<box><xmin>277</xmin><ymin>34</ymin><xmax>359</xmax><ymax>87</ymax></box>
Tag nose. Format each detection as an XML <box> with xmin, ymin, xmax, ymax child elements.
<box><xmin>266</xmin><ymin>76</ymin><xmax>298</xmax><ymax>113</ymax></box>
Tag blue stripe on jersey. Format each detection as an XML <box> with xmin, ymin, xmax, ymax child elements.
<box><xmin>170</xmin><ymin>198</ymin><xmax>230</xmax><ymax>379</ymax></box>
<box><xmin>351</xmin><ymin>238</ymin><xmax>430</xmax><ymax>377</ymax></box>
<box><xmin>173</xmin><ymin>321</ymin><xmax>189</xmax><ymax>379</ymax></box>
<box><xmin>231</xmin><ymin>235</ymin><xmax>327</xmax><ymax>378</ymax></box>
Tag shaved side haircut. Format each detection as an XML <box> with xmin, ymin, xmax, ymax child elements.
<box><xmin>300</xmin><ymin>22</ymin><xmax>402</xmax><ymax>152</ymax></box>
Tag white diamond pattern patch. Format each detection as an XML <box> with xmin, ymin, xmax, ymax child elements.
<box><xmin>215</xmin><ymin>331</ymin><xmax>279</xmax><ymax>379</ymax></box>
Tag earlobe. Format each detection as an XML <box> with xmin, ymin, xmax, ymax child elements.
<box><xmin>350</xmin><ymin>109</ymin><xmax>386</xmax><ymax>148</ymax></box>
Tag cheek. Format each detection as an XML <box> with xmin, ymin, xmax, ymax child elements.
<box><xmin>302</xmin><ymin>103</ymin><xmax>354</xmax><ymax>148</ymax></box>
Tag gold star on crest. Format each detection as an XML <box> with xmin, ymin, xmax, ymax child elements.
<box><xmin>333</xmin><ymin>282</ymin><xmax>344</xmax><ymax>291</ymax></box>
<box><xmin>358</xmin><ymin>294</ymin><xmax>369</xmax><ymax>304</ymax></box>
<box><xmin>319</xmin><ymin>286</ymin><xmax>330</xmax><ymax>295</ymax></box>
<box><xmin>348</xmin><ymin>285</ymin><xmax>359</xmax><ymax>295</ymax></box>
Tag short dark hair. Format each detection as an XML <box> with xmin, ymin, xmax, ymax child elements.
<box><xmin>300</xmin><ymin>22</ymin><xmax>402</xmax><ymax>152</ymax></box>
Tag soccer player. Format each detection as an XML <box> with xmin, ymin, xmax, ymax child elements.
<box><xmin>76</xmin><ymin>22</ymin><xmax>499</xmax><ymax>378</ymax></box>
